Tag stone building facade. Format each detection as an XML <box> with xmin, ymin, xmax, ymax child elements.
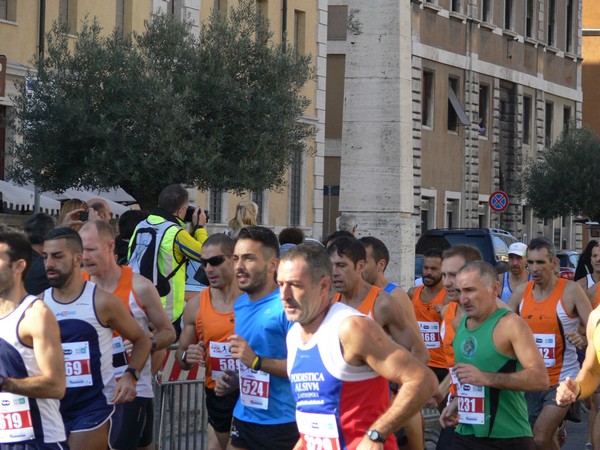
<box><xmin>325</xmin><ymin>0</ymin><xmax>583</xmax><ymax>285</ymax></box>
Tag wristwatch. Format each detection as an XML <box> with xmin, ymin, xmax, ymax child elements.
<box><xmin>181</xmin><ymin>350</ymin><xmax>188</xmax><ymax>364</ymax></box>
<box><xmin>366</xmin><ymin>429</ymin><xmax>386</xmax><ymax>443</ymax></box>
<box><xmin>124</xmin><ymin>367</ymin><xmax>140</xmax><ymax>381</ymax></box>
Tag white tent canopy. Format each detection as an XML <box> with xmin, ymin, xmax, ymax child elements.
<box><xmin>0</xmin><ymin>180</ymin><xmax>61</xmax><ymax>215</ymax></box>
<box><xmin>45</xmin><ymin>188</ymin><xmax>133</xmax><ymax>218</ymax></box>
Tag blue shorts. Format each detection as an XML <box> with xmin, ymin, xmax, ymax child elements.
<box><xmin>109</xmin><ymin>398</ymin><xmax>154</xmax><ymax>449</ymax></box>
<box><xmin>63</xmin><ymin>404</ymin><xmax>114</xmax><ymax>435</ymax></box>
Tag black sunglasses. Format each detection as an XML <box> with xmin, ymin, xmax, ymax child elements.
<box><xmin>200</xmin><ymin>255</ymin><xmax>231</xmax><ymax>268</ymax></box>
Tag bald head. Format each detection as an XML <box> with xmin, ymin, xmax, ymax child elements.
<box><xmin>87</xmin><ymin>198</ymin><xmax>111</xmax><ymax>222</ymax></box>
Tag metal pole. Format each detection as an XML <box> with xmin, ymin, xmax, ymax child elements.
<box><xmin>34</xmin><ymin>0</ymin><xmax>46</xmax><ymax>214</ymax></box>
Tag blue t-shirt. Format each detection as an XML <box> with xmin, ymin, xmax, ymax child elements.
<box><xmin>233</xmin><ymin>289</ymin><xmax>296</xmax><ymax>424</ymax></box>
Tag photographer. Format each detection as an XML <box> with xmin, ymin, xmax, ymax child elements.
<box><xmin>128</xmin><ymin>184</ymin><xmax>208</xmax><ymax>337</ymax></box>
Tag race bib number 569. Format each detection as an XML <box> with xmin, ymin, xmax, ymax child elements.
<box><xmin>62</xmin><ymin>341</ymin><xmax>93</xmax><ymax>387</ymax></box>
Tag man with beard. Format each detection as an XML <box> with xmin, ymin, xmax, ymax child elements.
<box><xmin>79</xmin><ymin>220</ymin><xmax>175</xmax><ymax>450</ymax></box>
<box><xmin>214</xmin><ymin>226</ymin><xmax>298</xmax><ymax>450</ymax></box>
<box><xmin>408</xmin><ymin>248</ymin><xmax>448</xmax><ymax>384</ymax></box>
<box><xmin>0</xmin><ymin>229</ymin><xmax>67</xmax><ymax>448</ymax></box>
<box><xmin>499</xmin><ymin>243</ymin><xmax>530</xmax><ymax>303</ymax></box>
<box><xmin>176</xmin><ymin>233</ymin><xmax>241</xmax><ymax>450</ymax></box>
<box><xmin>281</xmin><ymin>244</ymin><xmax>438</xmax><ymax>449</ymax></box>
<box><xmin>42</xmin><ymin>227</ymin><xmax>151</xmax><ymax>450</ymax></box>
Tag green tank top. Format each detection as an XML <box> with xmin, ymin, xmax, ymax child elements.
<box><xmin>454</xmin><ymin>308</ymin><xmax>532</xmax><ymax>438</ymax></box>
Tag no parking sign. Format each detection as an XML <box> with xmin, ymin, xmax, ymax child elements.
<box><xmin>489</xmin><ymin>191</ymin><xmax>509</xmax><ymax>213</ymax></box>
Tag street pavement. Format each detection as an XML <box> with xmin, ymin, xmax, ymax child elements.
<box><xmin>563</xmin><ymin>412</ymin><xmax>589</xmax><ymax>450</ymax></box>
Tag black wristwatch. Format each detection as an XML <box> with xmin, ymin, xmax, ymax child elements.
<box><xmin>124</xmin><ymin>367</ymin><xmax>140</xmax><ymax>381</ymax></box>
<box><xmin>366</xmin><ymin>429</ymin><xmax>386</xmax><ymax>443</ymax></box>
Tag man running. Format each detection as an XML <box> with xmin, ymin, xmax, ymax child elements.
<box><xmin>79</xmin><ymin>220</ymin><xmax>176</xmax><ymax>450</ymax></box>
<box><xmin>214</xmin><ymin>226</ymin><xmax>298</xmax><ymax>450</ymax></box>
<box><xmin>0</xmin><ymin>229</ymin><xmax>67</xmax><ymax>448</ymax></box>
<box><xmin>509</xmin><ymin>237</ymin><xmax>591</xmax><ymax>450</ymax></box>
<box><xmin>176</xmin><ymin>233</ymin><xmax>241</xmax><ymax>450</ymax></box>
<box><xmin>440</xmin><ymin>261</ymin><xmax>549</xmax><ymax>450</ymax></box>
<box><xmin>498</xmin><ymin>242</ymin><xmax>530</xmax><ymax>302</ymax></box>
<box><xmin>42</xmin><ymin>227</ymin><xmax>152</xmax><ymax>450</ymax></box>
<box><xmin>281</xmin><ymin>243</ymin><xmax>437</xmax><ymax>449</ymax></box>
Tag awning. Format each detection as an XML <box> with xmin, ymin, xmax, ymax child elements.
<box><xmin>46</xmin><ymin>189</ymin><xmax>133</xmax><ymax>218</ymax></box>
<box><xmin>0</xmin><ymin>180</ymin><xmax>61</xmax><ymax>214</ymax></box>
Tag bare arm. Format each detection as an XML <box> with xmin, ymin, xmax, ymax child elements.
<box><xmin>453</xmin><ymin>314</ymin><xmax>549</xmax><ymax>392</ymax></box>
<box><xmin>134</xmin><ymin>275</ymin><xmax>176</xmax><ymax>351</ymax></box>
<box><xmin>228</xmin><ymin>334</ymin><xmax>288</xmax><ymax>378</ymax></box>
<box><xmin>340</xmin><ymin>316</ymin><xmax>437</xmax><ymax>442</ymax></box>
<box><xmin>4</xmin><ymin>301</ymin><xmax>65</xmax><ymax>399</ymax></box>
<box><xmin>390</xmin><ymin>287</ymin><xmax>421</xmax><ymax>335</ymax></box>
<box><xmin>565</xmin><ymin>308</ymin><xmax>600</xmax><ymax>401</ymax></box>
<box><xmin>175</xmin><ymin>295</ymin><xmax>203</xmax><ymax>370</ymax></box>
<box><xmin>374</xmin><ymin>292</ymin><xmax>429</xmax><ymax>364</ymax></box>
<box><xmin>587</xmin><ymin>284</ymin><xmax>598</xmax><ymax>307</ymax></box>
<box><xmin>566</xmin><ymin>281</ymin><xmax>593</xmax><ymax>328</ymax></box>
<box><xmin>507</xmin><ymin>283</ymin><xmax>526</xmax><ymax>313</ymax></box>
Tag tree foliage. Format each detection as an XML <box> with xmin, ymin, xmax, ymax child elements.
<box><xmin>522</xmin><ymin>125</ymin><xmax>600</xmax><ymax>222</ymax></box>
<box><xmin>8</xmin><ymin>0</ymin><xmax>313</xmax><ymax>209</ymax></box>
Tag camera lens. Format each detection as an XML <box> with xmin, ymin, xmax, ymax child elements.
<box><xmin>184</xmin><ymin>206</ymin><xmax>196</xmax><ymax>223</ymax></box>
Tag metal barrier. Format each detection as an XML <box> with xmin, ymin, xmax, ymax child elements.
<box><xmin>153</xmin><ymin>345</ymin><xmax>207</xmax><ymax>450</ymax></box>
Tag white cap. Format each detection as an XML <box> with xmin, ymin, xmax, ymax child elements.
<box><xmin>508</xmin><ymin>242</ymin><xmax>528</xmax><ymax>257</ymax></box>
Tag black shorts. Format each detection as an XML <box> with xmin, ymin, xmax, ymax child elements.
<box><xmin>230</xmin><ymin>418</ymin><xmax>299</xmax><ymax>450</ymax></box>
<box><xmin>429</xmin><ymin>366</ymin><xmax>449</xmax><ymax>383</ymax></box>
<box><xmin>205</xmin><ymin>387</ymin><xmax>239</xmax><ymax>433</ymax></box>
<box><xmin>450</xmin><ymin>433</ymin><xmax>535</xmax><ymax>450</ymax></box>
<box><xmin>109</xmin><ymin>397</ymin><xmax>154</xmax><ymax>449</ymax></box>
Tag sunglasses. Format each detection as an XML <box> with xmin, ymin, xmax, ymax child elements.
<box><xmin>200</xmin><ymin>255</ymin><xmax>231</xmax><ymax>268</ymax></box>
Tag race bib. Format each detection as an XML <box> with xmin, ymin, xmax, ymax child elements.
<box><xmin>0</xmin><ymin>393</ymin><xmax>34</xmax><ymax>443</ymax></box>
<box><xmin>457</xmin><ymin>383</ymin><xmax>485</xmax><ymax>425</ymax></box>
<box><xmin>63</xmin><ymin>341</ymin><xmax>93</xmax><ymax>387</ymax></box>
<box><xmin>419</xmin><ymin>321</ymin><xmax>441</xmax><ymax>348</ymax></box>
<box><xmin>533</xmin><ymin>333</ymin><xmax>556</xmax><ymax>368</ymax></box>
<box><xmin>296</xmin><ymin>410</ymin><xmax>341</xmax><ymax>450</ymax></box>
<box><xmin>209</xmin><ymin>341</ymin><xmax>238</xmax><ymax>380</ymax></box>
<box><xmin>239</xmin><ymin>363</ymin><xmax>270</xmax><ymax>410</ymax></box>
<box><xmin>112</xmin><ymin>336</ymin><xmax>128</xmax><ymax>381</ymax></box>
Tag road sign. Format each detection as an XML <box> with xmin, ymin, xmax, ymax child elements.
<box><xmin>489</xmin><ymin>191</ymin><xmax>509</xmax><ymax>213</ymax></box>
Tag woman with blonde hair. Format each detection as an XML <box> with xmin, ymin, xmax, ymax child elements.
<box><xmin>57</xmin><ymin>198</ymin><xmax>88</xmax><ymax>231</ymax></box>
<box><xmin>225</xmin><ymin>200</ymin><xmax>258</xmax><ymax>238</ymax></box>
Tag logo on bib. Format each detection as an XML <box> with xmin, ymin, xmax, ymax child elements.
<box><xmin>461</xmin><ymin>336</ymin><xmax>477</xmax><ymax>359</ymax></box>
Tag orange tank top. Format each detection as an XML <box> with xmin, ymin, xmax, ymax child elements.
<box><xmin>520</xmin><ymin>279</ymin><xmax>579</xmax><ymax>385</ymax></box>
<box><xmin>196</xmin><ymin>287</ymin><xmax>236</xmax><ymax>389</ymax></box>
<box><xmin>413</xmin><ymin>286</ymin><xmax>447</xmax><ymax>368</ymax></box>
<box><xmin>441</xmin><ymin>301</ymin><xmax>457</xmax><ymax>368</ymax></box>
<box><xmin>594</xmin><ymin>285</ymin><xmax>600</xmax><ymax>309</ymax></box>
<box><xmin>333</xmin><ymin>285</ymin><xmax>381</xmax><ymax>319</ymax></box>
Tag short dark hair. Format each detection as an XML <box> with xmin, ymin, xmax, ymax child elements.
<box><xmin>279</xmin><ymin>227</ymin><xmax>305</xmax><ymax>245</ymax></box>
<box><xmin>203</xmin><ymin>233</ymin><xmax>235</xmax><ymax>255</ymax></box>
<box><xmin>326</xmin><ymin>236</ymin><xmax>366</xmax><ymax>266</ymax></box>
<box><xmin>158</xmin><ymin>184</ymin><xmax>189</xmax><ymax>213</ymax></box>
<box><xmin>324</xmin><ymin>230</ymin><xmax>354</xmax><ymax>248</ymax></box>
<box><xmin>281</xmin><ymin>243</ymin><xmax>332</xmax><ymax>285</ymax></box>
<box><xmin>237</xmin><ymin>226</ymin><xmax>280</xmax><ymax>258</ymax></box>
<box><xmin>528</xmin><ymin>237</ymin><xmax>556</xmax><ymax>260</ymax></box>
<box><xmin>458</xmin><ymin>261</ymin><xmax>499</xmax><ymax>287</ymax></box>
<box><xmin>23</xmin><ymin>213</ymin><xmax>56</xmax><ymax>246</ymax></box>
<box><xmin>0</xmin><ymin>228</ymin><xmax>33</xmax><ymax>280</ymax></box>
<box><xmin>423</xmin><ymin>248</ymin><xmax>444</xmax><ymax>260</ymax></box>
<box><xmin>45</xmin><ymin>227</ymin><xmax>83</xmax><ymax>254</ymax></box>
<box><xmin>118</xmin><ymin>210</ymin><xmax>148</xmax><ymax>240</ymax></box>
<box><xmin>359</xmin><ymin>236</ymin><xmax>390</xmax><ymax>269</ymax></box>
<box><xmin>442</xmin><ymin>244</ymin><xmax>482</xmax><ymax>263</ymax></box>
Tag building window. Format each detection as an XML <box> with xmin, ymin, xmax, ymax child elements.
<box><xmin>214</xmin><ymin>0</ymin><xmax>227</xmax><ymax>18</ymax></box>
<box><xmin>451</xmin><ymin>0</ymin><xmax>461</xmax><ymax>13</ymax></box>
<box><xmin>0</xmin><ymin>0</ymin><xmax>7</xmax><ymax>21</ymax></box>
<box><xmin>481</xmin><ymin>0</ymin><xmax>492</xmax><ymax>22</ymax></box>
<box><xmin>523</xmin><ymin>95</ymin><xmax>532</xmax><ymax>145</ymax></box>
<box><xmin>545</xmin><ymin>101</ymin><xmax>553</xmax><ymax>148</ymax></box>
<box><xmin>504</xmin><ymin>0</ymin><xmax>513</xmax><ymax>30</ymax></box>
<box><xmin>116</xmin><ymin>0</ymin><xmax>124</xmax><ymax>36</ymax></box>
<box><xmin>422</xmin><ymin>71</ymin><xmax>434</xmax><ymax>128</ymax></box>
<box><xmin>421</xmin><ymin>196</ymin><xmax>435</xmax><ymax>232</ymax></box>
<box><xmin>548</xmin><ymin>0</ymin><xmax>556</xmax><ymax>46</ymax></box>
<box><xmin>0</xmin><ymin>0</ymin><xmax>15</xmax><ymax>22</ymax></box>
<box><xmin>563</xmin><ymin>106</ymin><xmax>571</xmax><ymax>134</ymax></box>
<box><xmin>251</xmin><ymin>191</ymin><xmax>264</xmax><ymax>225</ymax></box>
<box><xmin>447</xmin><ymin>77</ymin><xmax>469</xmax><ymax>132</ymax></box>
<box><xmin>294</xmin><ymin>10</ymin><xmax>305</xmax><ymax>55</ymax></box>
<box><xmin>59</xmin><ymin>0</ymin><xmax>77</xmax><ymax>34</ymax></box>
<box><xmin>256</xmin><ymin>0</ymin><xmax>267</xmax><ymax>18</ymax></box>
<box><xmin>478</xmin><ymin>84</ymin><xmax>489</xmax><ymax>137</ymax></box>
<box><xmin>566</xmin><ymin>0</ymin><xmax>574</xmax><ymax>52</ymax></box>
<box><xmin>446</xmin><ymin>199</ymin><xmax>459</xmax><ymax>229</ymax></box>
<box><xmin>290</xmin><ymin>150</ymin><xmax>303</xmax><ymax>226</ymax></box>
<box><xmin>210</xmin><ymin>190</ymin><xmax>223</xmax><ymax>223</ymax></box>
<box><xmin>479</xmin><ymin>203</ymin><xmax>489</xmax><ymax>228</ymax></box>
<box><xmin>526</xmin><ymin>0</ymin><xmax>535</xmax><ymax>38</ymax></box>
<box><xmin>327</xmin><ymin>5</ymin><xmax>348</xmax><ymax>41</ymax></box>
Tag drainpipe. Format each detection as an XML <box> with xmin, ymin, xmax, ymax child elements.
<box><xmin>34</xmin><ymin>0</ymin><xmax>46</xmax><ymax>213</ymax></box>
<box><xmin>282</xmin><ymin>0</ymin><xmax>287</xmax><ymax>51</ymax></box>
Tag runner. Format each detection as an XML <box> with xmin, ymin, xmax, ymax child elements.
<box><xmin>498</xmin><ymin>242</ymin><xmax>530</xmax><ymax>303</ymax></box>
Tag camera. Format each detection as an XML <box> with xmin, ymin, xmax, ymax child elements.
<box><xmin>184</xmin><ymin>206</ymin><xmax>210</xmax><ymax>223</ymax></box>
